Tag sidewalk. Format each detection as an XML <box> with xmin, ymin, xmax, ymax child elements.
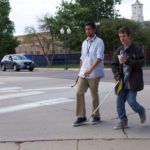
<box><xmin>35</xmin><ymin>67</ymin><xmax>79</xmax><ymax>72</ymax></box>
<box><xmin>35</xmin><ymin>67</ymin><xmax>150</xmax><ymax>72</ymax></box>
<box><xmin>35</xmin><ymin>67</ymin><xmax>112</xmax><ymax>72</ymax></box>
<box><xmin>1</xmin><ymin>139</ymin><xmax>150</xmax><ymax>150</ymax></box>
<box><xmin>1</xmin><ymin>84</ymin><xmax>149</xmax><ymax>150</ymax></box>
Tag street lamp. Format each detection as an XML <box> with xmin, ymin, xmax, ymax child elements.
<box><xmin>96</xmin><ymin>0</ymin><xmax>100</xmax><ymax>36</ymax></box>
<box><xmin>114</xmin><ymin>0</ymin><xmax>116</xmax><ymax>19</ymax></box>
<box><xmin>96</xmin><ymin>0</ymin><xmax>107</xmax><ymax>36</ymax></box>
<box><xmin>60</xmin><ymin>27</ymin><xmax>71</xmax><ymax>70</ymax></box>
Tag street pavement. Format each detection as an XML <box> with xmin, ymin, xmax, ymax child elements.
<box><xmin>0</xmin><ymin>69</ymin><xmax>149</xmax><ymax>150</ymax></box>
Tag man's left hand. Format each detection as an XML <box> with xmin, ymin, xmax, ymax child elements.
<box><xmin>118</xmin><ymin>56</ymin><xmax>127</xmax><ymax>64</ymax></box>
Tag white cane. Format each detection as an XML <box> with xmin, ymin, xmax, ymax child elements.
<box><xmin>87</xmin><ymin>81</ymin><xmax>119</xmax><ymax>122</ymax></box>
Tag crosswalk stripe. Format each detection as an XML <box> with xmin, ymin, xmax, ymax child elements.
<box><xmin>0</xmin><ymin>91</ymin><xmax>44</xmax><ymax>100</ymax></box>
<box><xmin>0</xmin><ymin>82</ymin><xmax>5</xmax><ymax>85</ymax></box>
<box><xmin>0</xmin><ymin>87</ymin><xmax>23</xmax><ymax>93</ymax></box>
<box><xmin>22</xmin><ymin>87</ymin><xmax>71</xmax><ymax>92</ymax></box>
<box><xmin>0</xmin><ymin>98</ymin><xmax>74</xmax><ymax>114</ymax></box>
<box><xmin>0</xmin><ymin>86</ymin><xmax>71</xmax><ymax>93</ymax></box>
<box><xmin>0</xmin><ymin>82</ymin><xmax>115</xmax><ymax>94</ymax></box>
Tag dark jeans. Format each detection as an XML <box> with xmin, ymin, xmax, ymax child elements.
<box><xmin>117</xmin><ymin>89</ymin><xmax>145</xmax><ymax>123</ymax></box>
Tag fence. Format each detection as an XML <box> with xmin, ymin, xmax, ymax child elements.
<box><xmin>0</xmin><ymin>52</ymin><xmax>150</xmax><ymax>67</ymax></box>
<box><xmin>25</xmin><ymin>53</ymin><xmax>81</xmax><ymax>66</ymax></box>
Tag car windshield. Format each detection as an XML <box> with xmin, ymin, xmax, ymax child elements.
<box><xmin>13</xmin><ymin>55</ymin><xmax>29</xmax><ymax>61</ymax></box>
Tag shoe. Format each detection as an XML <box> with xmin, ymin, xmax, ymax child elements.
<box><xmin>73</xmin><ymin>117</ymin><xmax>87</xmax><ymax>127</ymax></box>
<box><xmin>139</xmin><ymin>111</ymin><xmax>146</xmax><ymax>124</ymax></box>
<box><xmin>92</xmin><ymin>117</ymin><xmax>101</xmax><ymax>125</ymax></box>
<box><xmin>113</xmin><ymin>122</ymin><xmax>128</xmax><ymax>130</ymax></box>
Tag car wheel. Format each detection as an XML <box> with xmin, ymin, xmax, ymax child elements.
<box><xmin>29</xmin><ymin>68</ymin><xmax>34</xmax><ymax>71</ymax></box>
<box><xmin>13</xmin><ymin>64</ymin><xmax>20</xmax><ymax>71</ymax></box>
<box><xmin>1</xmin><ymin>64</ymin><xmax>6</xmax><ymax>71</ymax></box>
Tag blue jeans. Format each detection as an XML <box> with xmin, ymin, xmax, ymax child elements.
<box><xmin>117</xmin><ymin>89</ymin><xmax>145</xmax><ymax>123</ymax></box>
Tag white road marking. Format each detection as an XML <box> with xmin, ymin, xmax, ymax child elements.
<box><xmin>23</xmin><ymin>87</ymin><xmax>70</xmax><ymax>92</ymax></box>
<box><xmin>0</xmin><ymin>87</ymin><xmax>23</xmax><ymax>93</ymax></box>
<box><xmin>0</xmin><ymin>98</ymin><xmax>74</xmax><ymax>114</ymax></box>
<box><xmin>0</xmin><ymin>86</ymin><xmax>71</xmax><ymax>93</ymax></box>
<box><xmin>0</xmin><ymin>82</ymin><xmax>115</xmax><ymax>94</ymax></box>
<box><xmin>0</xmin><ymin>82</ymin><xmax>5</xmax><ymax>85</ymax></box>
<box><xmin>0</xmin><ymin>91</ymin><xmax>44</xmax><ymax>100</ymax></box>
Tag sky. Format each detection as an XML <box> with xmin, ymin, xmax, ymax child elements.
<box><xmin>9</xmin><ymin>0</ymin><xmax>150</xmax><ymax>36</ymax></box>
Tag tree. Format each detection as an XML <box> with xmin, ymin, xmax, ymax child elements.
<box><xmin>39</xmin><ymin>0</ymin><xmax>150</xmax><ymax>55</ymax></box>
<box><xmin>39</xmin><ymin>15</ymin><xmax>56</xmax><ymax>64</ymax></box>
<box><xmin>75</xmin><ymin>0</ymin><xmax>121</xmax><ymax>20</ymax></box>
<box><xmin>25</xmin><ymin>26</ymin><xmax>51</xmax><ymax>66</ymax></box>
<box><xmin>99</xmin><ymin>19</ymin><xmax>150</xmax><ymax>53</ymax></box>
<box><xmin>0</xmin><ymin>0</ymin><xmax>19</xmax><ymax>55</ymax></box>
<box><xmin>141</xmin><ymin>21</ymin><xmax>150</xmax><ymax>49</ymax></box>
<box><xmin>40</xmin><ymin>0</ymin><xmax>121</xmax><ymax>52</ymax></box>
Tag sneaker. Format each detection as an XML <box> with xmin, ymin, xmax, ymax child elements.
<box><xmin>113</xmin><ymin>122</ymin><xmax>128</xmax><ymax>130</ymax></box>
<box><xmin>73</xmin><ymin>117</ymin><xmax>87</xmax><ymax>127</ymax></box>
<box><xmin>139</xmin><ymin>111</ymin><xmax>146</xmax><ymax>124</ymax></box>
<box><xmin>92</xmin><ymin>117</ymin><xmax>101</xmax><ymax>125</ymax></box>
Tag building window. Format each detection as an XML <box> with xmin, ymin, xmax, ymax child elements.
<box><xmin>18</xmin><ymin>47</ymin><xmax>21</xmax><ymax>53</ymax></box>
<box><xmin>30</xmin><ymin>46</ymin><xmax>33</xmax><ymax>54</ymax></box>
<box><xmin>36</xmin><ymin>51</ymin><xmax>40</xmax><ymax>55</ymax></box>
<box><xmin>133</xmin><ymin>6</ymin><xmax>136</xmax><ymax>14</ymax></box>
<box><xmin>138</xmin><ymin>6</ymin><xmax>142</xmax><ymax>14</ymax></box>
<box><xmin>24</xmin><ymin>46</ymin><xmax>27</xmax><ymax>54</ymax></box>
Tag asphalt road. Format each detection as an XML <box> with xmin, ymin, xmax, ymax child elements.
<box><xmin>0</xmin><ymin>68</ymin><xmax>149</xmax><ymax>84</ymax></box>
<box><xmin>0</xmin><ymin>68</ymin><xmax>149</xmax><ymax>143</ymax></box>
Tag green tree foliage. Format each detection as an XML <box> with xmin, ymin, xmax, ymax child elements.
<box><xmin>40</xmin><ymin>0</ymin><xmax>150</xmax><ymax>54</ymax></box>
<box><xmin>40</xmin><ymin>0</ymin><xmax>121</xmax><ymax>51</ymax></box>
<box><xmin>141</xmin><ymin>21</ymin><xmax>150</xmax><ymax>49</ymax></box>
<box><xmin>0</xmin><ymin>0</ymin><xmax>19</xmax><ymax>55</ymax></box>
<box><xmin>76</xmin><ymin>0</ymin><xmax>121</xmax><ymax>20</ymax></box>
<box><xmin>99</xmin><ymin>18</ymin><xmax>147</xmax><ymax>52</ymax></box>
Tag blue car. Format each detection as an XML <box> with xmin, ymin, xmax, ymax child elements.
<box><xmin>1</xmin><ymin>54</ymin><xmax>35</xmax><ymax>71</ymax></box>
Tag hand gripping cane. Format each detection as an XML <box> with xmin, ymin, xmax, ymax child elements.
<box><xmin>71</xmin><ymin>76</ymin><xmax>79</xmax><ymax>88</ymax></box>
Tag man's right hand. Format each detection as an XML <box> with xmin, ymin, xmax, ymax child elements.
<box><xmin>76</xmin><ymin>76</ymin><xmax>79</xmax><ymax>83</ymax></box>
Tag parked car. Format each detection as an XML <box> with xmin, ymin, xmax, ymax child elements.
<box><xmin>1</xmin><ymin>54</ymin><xmax>35</xmax><ymax>71</ymax></box>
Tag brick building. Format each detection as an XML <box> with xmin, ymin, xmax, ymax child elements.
<box><xmin>15</xmin><ymin>32</ymin><xmax>64</xmax><ymax>55</ymax></box>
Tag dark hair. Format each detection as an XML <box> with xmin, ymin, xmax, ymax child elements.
<box><xmin>118</xmin><ymin>26</ymin><xmax>132</xmax><ymax>36</ymax></box>
<box><xmin>85</xmin><ymin>22</ymin><xmax>96</xmax><ymax>29</ymax></box>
